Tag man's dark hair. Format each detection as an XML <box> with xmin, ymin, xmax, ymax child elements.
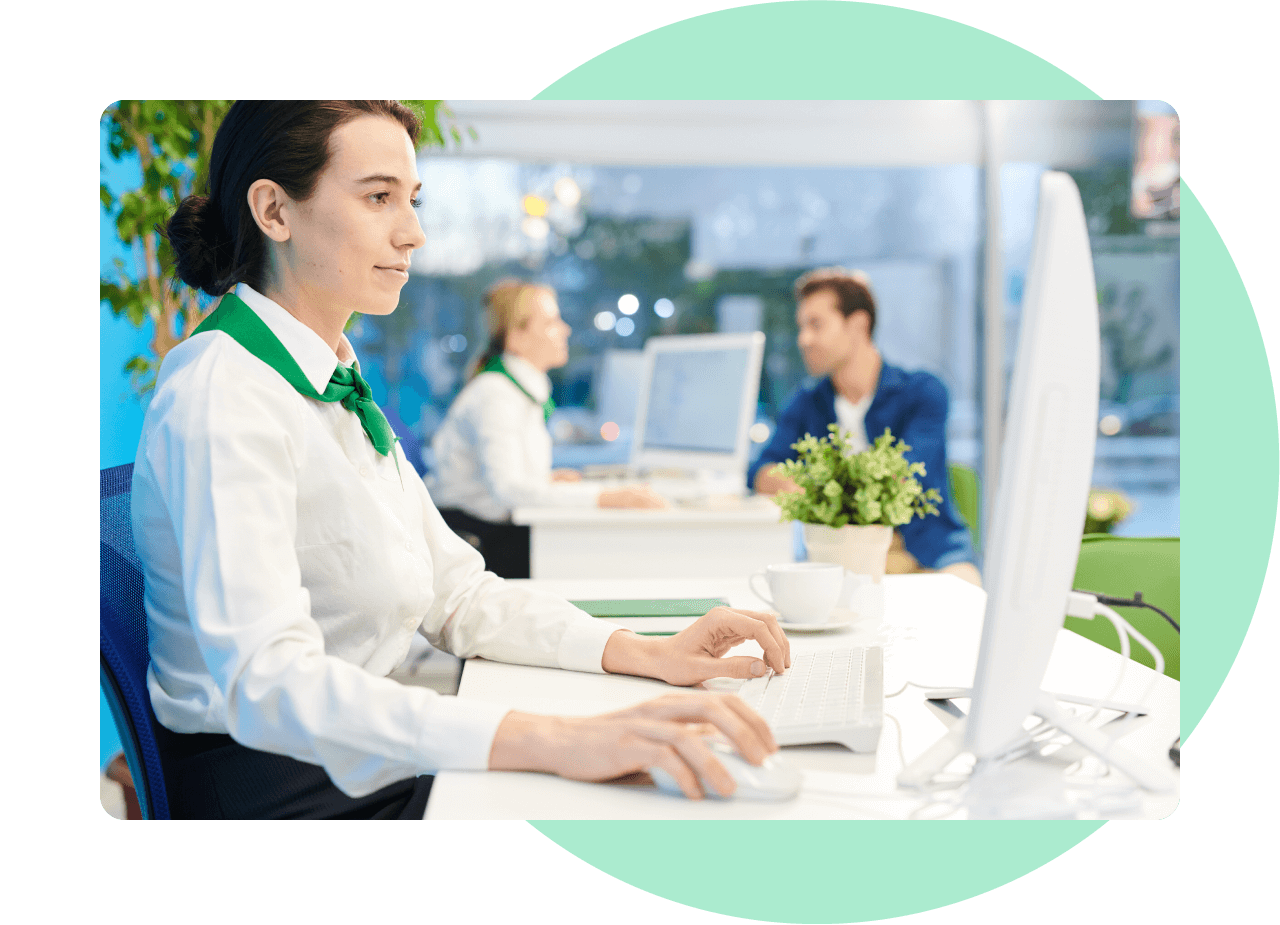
<box><xmin>794</xmin><ymin>267</ymin><xmax>877</xmax><ymax>337</ymax></box>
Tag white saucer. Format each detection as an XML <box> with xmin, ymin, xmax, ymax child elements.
<box><xmin>778</xmin><ymin>621</ymin><xmax>852</xmax><ymax>633</ymax></box>
<box><xmin>773</xmin><ymin>611</ymin><xmax>855</xmax><ymax>632</ymax></box>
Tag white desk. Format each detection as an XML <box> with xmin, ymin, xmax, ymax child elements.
<box><xmin>426</xmin><ymin>575</ymin><xmax>1179</xmax><ymax>820</ymax></box>
<box><xmin>509</xmin><ymin>497</ymin><xmax>794</xmax><ymax>579</ymax></box>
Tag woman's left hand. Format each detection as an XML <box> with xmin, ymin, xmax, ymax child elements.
<box><xmin>601</xmin><ymin>606</ymin><xmax>791</xmax><ymax>687</ymax></box>
<box><xmin>551</xmin><ymin>468</ymin><xmax>583</xmax><ymax>483</ymax></box>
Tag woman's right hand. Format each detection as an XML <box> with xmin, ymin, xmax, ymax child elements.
<box><xmin>487</xmin><ymin>693</ymin><xmax>777</xmax><ymax>799</ymax></box>
<box><xmin>597</xmin><ymin>485</ymin><xmax>668</xmax><ymax>509</ymax></box>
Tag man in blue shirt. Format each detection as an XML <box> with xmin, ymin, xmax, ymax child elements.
<box><xmin>749</xmin><ymin>268</ymin><xmax>981</xmax><ymax>586</ymax></box>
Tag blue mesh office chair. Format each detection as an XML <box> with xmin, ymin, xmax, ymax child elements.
<box><xmin>100</xmin><ymin>463</ymin><xmax>171</xmax><ymax>819</ymax></box>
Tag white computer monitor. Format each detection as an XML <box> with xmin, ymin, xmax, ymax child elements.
<box><xmin>966</xmin><ymin>171</ymin><xmax>1101</xmax><ymax>757</ymax></box>
<box><xmin>596</xmin><ymin>349</ymin><xmax>646</xmax><ymax>430</ymax></box>
<box><xmin>629</xmin><ymin>332</ymin><xmax>766</xmax><ymax>480</ymax></box>
<box><xmin>900</xmin><ymin>171</ymin><xmax>1175</xmax><ymax>795</ymax></box>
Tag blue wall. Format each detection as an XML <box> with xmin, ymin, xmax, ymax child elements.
<box><xmin>100</xmin><ymin>122</ymin><xmax>148</xmax><ymax>770</ymax></box>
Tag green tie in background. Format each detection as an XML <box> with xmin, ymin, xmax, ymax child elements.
<box><xmin>192</xmin><ymin>293</ymin><xmax>400</xmax><ymax>456</ymax></box>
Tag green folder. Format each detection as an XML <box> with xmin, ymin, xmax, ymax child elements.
<box><xmin>569</xmin><ymin>597</ymin><xmax>729</xmax><ymax>618</ymax></box>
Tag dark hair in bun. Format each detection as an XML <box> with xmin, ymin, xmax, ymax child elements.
<box><xmin>165</xmin><ymin>101</ymin><xmax>423</xmax><ymax>296</ymax></box>
<box><xmin>167</xmin><ymin>193</ymin><xmax>234</xmax><ymax>295</ymax></box>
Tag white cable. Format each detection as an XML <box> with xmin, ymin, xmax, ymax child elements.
<box><xmin>1080</xmin><ymin>602</ymin><xmax>1131</xmax><ymax>724</ymax></box>
<box><xmin>1062</xmin><ymin>591</ymin><xmax>1141</xmax><ymax>745</ymax></box>
<box><xmin>890</xmin><ymin>681</ymin><xmax>1061</xmax><ymax>778</ymax></box>
<box><xmin>1093</xmin><ymin>602</ymin><xmax>1165</xmax><ymax>769</ymax></box>
<box><xmin>899</xmin><ymin>596</ymin><xmax>1167</xmax><ymax>812</ymax></box>
<box><xmin>886</xmin><ymin>712</ymin><xmax>908</xmax><ymax>771</ymax></box>
<box><xmin>1046</xmin><ymin>596</ymin><xmax>1164</xmax><ymax>789</ymax></box>
<box><xmin>885</xmin><ymin>679</ymin><xmax>962</xmax><ymax>699</ymax></box>
<box><xmin>1096</xmin><ymin>602</ymin><xmax>1165</xmax><ymax>680</ymax></box>
<box><xmin>1060</xmin><ymin>599</ymin><xmax>1165</xmax><ymax>789</ymax></box>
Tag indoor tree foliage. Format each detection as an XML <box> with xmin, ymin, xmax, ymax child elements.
<box><xmin>100</xmin><ymin>99</ymin><xmax>469</xmax><ymax>393</ymax></box>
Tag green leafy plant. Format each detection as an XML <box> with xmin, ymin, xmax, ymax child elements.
<box><xmin>771</xmin><ymin>425</ymin><xmax>941</xmax><ymax>528</ymax></box>
<box><xmin>1084</xmin><ymin>488</ymin><xmax>1134</xmax><ymax>535</ymax></box>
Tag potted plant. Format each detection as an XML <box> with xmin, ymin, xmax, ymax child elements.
<box><xmin>1084</xmin><ymin>488</ymin><xmax>1135</xmax><ymax>535</ymax></box>
<box><xmin>770</xmin><ymin>425</ymin><xmax>941</xmax><ymax>580</ymax></box>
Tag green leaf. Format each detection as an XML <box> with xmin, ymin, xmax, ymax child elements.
<box><xmin>771</xmin><ymin>425</ymin><xmax>941</xmax><ymax>527</ymax></box>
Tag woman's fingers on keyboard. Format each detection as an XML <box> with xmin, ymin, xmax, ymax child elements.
<box><xmin>729</xmin><ymin>608</ymin><xmax>790</xmax><ymax>669</ymax></box>
<box><xmin>715</xmin><ymin>608</ymin><xmax>789</xmax><ymax>673</ymax></box>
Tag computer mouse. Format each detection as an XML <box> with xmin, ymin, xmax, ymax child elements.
<box><xmin>649</xmin><ymin>737</ymin><xmax>802</xmax><ymax>801</ymax></box>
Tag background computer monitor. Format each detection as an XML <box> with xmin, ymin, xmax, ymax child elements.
<box><xmin>596</xmin><ymin>349</ymin><xmax>646</xmax><ymax>431</ymax></box>
<box><xmin>629</xmin><ymin>332</ymin><xmax>766</xmax><ymax>479</ymax></box>
<box><xmin>965</xmin><ymin>171</ymin><xmax>1101</xmax><ymax>759</ymax></box>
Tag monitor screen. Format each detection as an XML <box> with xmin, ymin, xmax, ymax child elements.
<box><xmin>631</xmin><ymin>331</ymin><xmax>765</xmax><ymax>477</ymax></box>
<box><xmin>596</xmin><ymin>349</ymin><xmax>645</xmax><ymax>429</ymax></box>
<box><xmin>640</xmin><ymin>347</ymin><xmax>752</xmax><ymax>454</ymax></box>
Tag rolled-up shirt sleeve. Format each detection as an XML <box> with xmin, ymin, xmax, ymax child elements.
<box><xmin>414</xmin><ymin>477</ymin><xmax>622</xmax><ymax>671</ymax></box>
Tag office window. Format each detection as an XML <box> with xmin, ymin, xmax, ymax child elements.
<box><xmin>350</xmin><ymin>159</ymin><xmax>983</xmax><ymax>474</ymax></box>
<box><xmin>1002</xmin><ymin>162</ymin><xmax>1179</xmax><ymax>537</ymax></box>
<box><xmin>349</xmin><ymin>152</ymin><xmax>1177</xmax><ymax>538</ymax></box>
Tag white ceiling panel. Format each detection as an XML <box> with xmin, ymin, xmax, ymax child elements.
<box><xmin>437</xmin><ymin>100</ymin><xmax>1132</xmax><ymax>167</ymax></box>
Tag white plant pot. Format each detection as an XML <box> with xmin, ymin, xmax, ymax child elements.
<box><xmin>803</xmin><ymin>523</ymin><xmax>894</xmax><ymax>582</ymax></box>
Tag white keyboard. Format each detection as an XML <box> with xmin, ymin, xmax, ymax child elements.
<box><xmin>737</xmin><ymin>647</ymin><xmax>884</xmax><ymax>752</ymax></box>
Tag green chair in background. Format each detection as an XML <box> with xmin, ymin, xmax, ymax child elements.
<box><xmin>1065</xmin><ymin>535</ymin><xmax>1180</xmax><ymax>681</ymax></box>
<box><xmin>948</xmin><ymin>463</ymin><xmax>980</xmax><ymax>553</ymax></box>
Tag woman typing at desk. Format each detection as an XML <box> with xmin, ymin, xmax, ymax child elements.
<box><xmin>430</xmin><ymin>279</ymin><xmax>664</xmax><ymax>578</ymax></box>
<box><xmin>133</xmin><ymin>100</ymin><xmax>788</xmax><ymax>819</ymax></box>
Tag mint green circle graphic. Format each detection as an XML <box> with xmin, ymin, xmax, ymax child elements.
<box><xmin>527</xmin><ymin>3</ymin><xmax>1278</xmax><ymax>922</ymax></box>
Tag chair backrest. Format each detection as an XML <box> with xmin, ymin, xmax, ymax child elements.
<box><xmin>100</xmin><ymin>463</ymin><xmax>171</xmax><ymax>818</ymax></box>
<box><xmin>1065</xmin><ymin>534</ymin><xmax>1180</xmax><ymax>681</ymax></box>
<box><xmin>947</xmin><ymin>463</ymin><xmax>981</xmax><ymax>552</ymax></box>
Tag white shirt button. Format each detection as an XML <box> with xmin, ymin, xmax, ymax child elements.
<box><xmin>360</xmin><ymin>466</ymin><xmax>370</xmax><ymax>477</ymax></box>
<box><xmin>405</xmin><ymin>541</ymin><xmax>413</xmax><ymax>551</ymax></box>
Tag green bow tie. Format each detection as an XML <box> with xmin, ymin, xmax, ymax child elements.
<box><xmin>482</xmin><ymin>354</ymin><xmax>556</xmax><ymax>423</ymax></box>
<box><xmin>192</xmin><ymin>292</ymin><xmax>399</xmax><ymax>457</ymax></box>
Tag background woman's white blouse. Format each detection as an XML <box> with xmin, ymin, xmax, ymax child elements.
<box><xmin>132</xmin><ymin>285</ymin><xmax>619</xmax><ymax>798</ymax></box>
<box><xmin>429</xmin><ymin>353</ymin><xmax>600</xmax><ymax>521</ymax></box>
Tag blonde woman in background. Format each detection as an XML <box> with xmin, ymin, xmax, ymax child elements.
<box><xmin>431</xmin><ymin>279</ymin><xmax>664</xmax><ymax>577</ymax></box>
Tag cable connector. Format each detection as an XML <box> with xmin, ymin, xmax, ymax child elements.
<box><xmin>1073</xmin><ymin>587</ymin><xmax>1179</xmax><ymax>633</ymax></box>
<box><xmin>1065</xmin><ymin>590</ymin><xmax>1099</xmax><ymax>619</ymax></box>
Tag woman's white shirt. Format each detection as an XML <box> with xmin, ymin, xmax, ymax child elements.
<box><xmin>131</xmin><ymin>284</ymin><xmax>620</xmax><ymax>797</ymax></box>
<box><xmin>429</xmin><ymin>353</ymin><xmax>599</xmax><ymax>521</ymax></box>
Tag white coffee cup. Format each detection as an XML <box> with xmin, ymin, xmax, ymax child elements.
<box><xmin>748</xmin><ymin>562</ymin><xmax>844</xmax><ymax>624</ymax></box>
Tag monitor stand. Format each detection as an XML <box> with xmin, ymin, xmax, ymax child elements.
<box><xmin>898</xmin><ymin>688</ymin><xmax>1178</xmax><ymax>794</ymax></box>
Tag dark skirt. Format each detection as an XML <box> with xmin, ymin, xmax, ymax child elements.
<box><xmin>438</xmin><ymin>507</ymin><xmax>531</xmax><ymax>579</ymax></box>
<box><xmin>155</xmin><ymin>723</ymin><xmax>432</xmax><ymax>820</ymax></box>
